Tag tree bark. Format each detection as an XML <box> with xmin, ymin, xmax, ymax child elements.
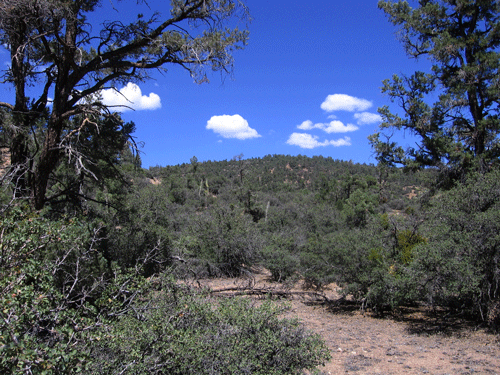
<box><xmin>33</xmin><ymin>122</ymin><xmax>62</xmax><ymax>210</ymax></box>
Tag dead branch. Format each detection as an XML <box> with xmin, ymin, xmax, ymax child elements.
<box><xmin>210</xmin><ymin>286</ymin><xmax>331</xmax><ymax>302</ymax></box>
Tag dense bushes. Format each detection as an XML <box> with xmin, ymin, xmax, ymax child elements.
<box><xmin>312</xmin><ymin>169</ymin><xmax>500</xmax><ymax>322</ymax></box>
<box><xmin>0</xmin><ymin>207</ymin><xmax>330</xmax><ymax>374</ymax></box>
<box><xmin>115</xmin><ymin>156</ymin><xmax>500</xmax><ymax>327</ymax></box>
<box><xmin>142</xmin><ymin>156</ymin><xmax>500</xmax><ymax>325</ymax></box>
<box><xmin>4</xmin><ymin>153</ymin><xmax>500</xmax><ymax>375</ymax></box>
<box><xmin>90</xmin><ymin>282</ymin><xmax>330</xmax><ymax>374</ymax></box>
<box><xmin>0</xmin><ymin>209</ymin><xmax>107</xmax><ymax>373</ymax></box>
<box><xmin>411</xmin><ymin>170</ymin><xmax>500</xmax><ymax>323</ymax></box>
<box><xmin>185</xmin><ymin>203</ymin><xmax>264</xmax><ymax>277</ymax></box>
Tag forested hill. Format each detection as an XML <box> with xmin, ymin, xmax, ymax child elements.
<box><xmin>128</xmin><ymin>153</ymin><xmax>499</xmax><ymax>330</ymax></box>
<box><xmin>116</xmin><ymin>153</ymin><xmax>433</xmax><ymax>285</ymax></box>
<box><xmin>146</xmin><ymin>154</ymin><xmax>426</xmax><ymax>204</ymax></box>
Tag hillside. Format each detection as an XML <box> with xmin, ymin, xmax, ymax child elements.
<box><xmin>1</xmin><ymin>152</ymin><xmax>499</xmax><ymax>374</ymax></box>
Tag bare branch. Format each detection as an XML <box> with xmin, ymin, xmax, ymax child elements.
<box><xmin>0</xmin><ymin>102</ymin><xmax>14</xmax><ymax>110</ymax></box>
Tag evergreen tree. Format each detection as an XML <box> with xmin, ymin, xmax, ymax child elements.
<box><xmin>0</xmin><ymin>0</ymin><xmax>249</xmax><ymax>209</ymax></box>
<box><xmin>370</xmin><ymin>0</ymin><xmax>500</xmax><ymax>179</ymax></box>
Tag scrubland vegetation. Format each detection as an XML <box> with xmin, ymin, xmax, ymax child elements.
<box><xmin>2</xmin><ymin>151</ymin><xmax>499</xmax><ymax>373</ymax></box>
<box><xmin>2</xmin><ymin>0</ymin><xmax>500</xmax><ymax>373</ymax></box>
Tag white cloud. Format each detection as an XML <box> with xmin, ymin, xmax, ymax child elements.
<box><xmin>321</xmin><ymin>94</ymin><xmax>372</xmax><ymax>112</ymax></box>
<box><xmin>330</xmin><ymin>137</ymin><xmax>352</xmax><ymax>147</ymax></box>
<box><xmin>354</xmin><ymin>112</ymin><xmax>382</xmax><ymax>125</ymax></box>
<box><xmin>297</xmin><ymin>120</ymin><xmax>358</xmax><ymax>133</ymax></box>
<box><xmin>100</xmin><ymin>82</ymin><xmax>161</xmax><ymax>111</ymax></box>
<box><xmin>297</xmin><ymin>120</ymin><xmax>315</xmax><ymax>131</ymax></box>
<box><xmin>286</xmin><ymin>133</ymin><xmax>351</xmax><ymax>149</ymax></box>
<box><xmin>206</xmin><ymin>114</ymin><xmax>261</xmax><ymax>140</ymax></box>
<box><xmin>323</xmin><ymin>121</ymin><xmax>359</xmax><ymax>133</ymax></box>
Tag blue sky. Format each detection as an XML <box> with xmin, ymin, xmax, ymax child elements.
<box><xmin>1</xmin><ymin>0</ymin><xmax>431</xmax><ymax>168</ymax></box>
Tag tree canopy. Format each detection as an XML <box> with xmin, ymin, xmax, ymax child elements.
<box><xmin>0</xmin><ymin>0</ymin><xmax>249</xmax><ymax>209</ymax></box>
<box><xmin>370</xmin><ymin>0</ymin><xmax>500</xmax><ymax>179</ymax></box>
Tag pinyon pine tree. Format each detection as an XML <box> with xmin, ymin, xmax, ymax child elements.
<box><xmin>370</xmin><ymin>0</ymin><xmax>500</xmax><ymax>180</ymax></box>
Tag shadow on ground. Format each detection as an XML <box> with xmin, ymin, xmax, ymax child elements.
<box><xmin>314</xmin><ymin>297</ymin><xmax>493</xmax><ymax>337</ymax></box>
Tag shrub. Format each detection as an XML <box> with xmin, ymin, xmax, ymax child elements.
<box><xmin>0</xmin><ymin>208</ymin><xmax>169</xmax><ymax>374</ymax></box>
<box><xmin>0</xmin><ymin>207</ymin><xmax>331</xmax><ymax>374</ymax></box>
<box><xmin>0</xmin><ymin>208</ymin><xmax>106</xmax><ymax>374</ymax></box>
<box><xmin>396</xmin><ymin>229</ymin><xmax>427</xmax><ymax>265</ymax></box>
<box><xmin>184</xmin><ymin>203</ymin><xmax>264</xmax><ymax>277</ymax></box>
<box><xmin>262</xmin><ymin>235</ymin><xmax>301</xmax><ymax>283</ymax></box>
<box><xmin>90</xmin><ymin>282</ymin><xmax>331</xmax><ymax>374</ymax></box>
<box><xmin>409</xmin><ymin>169</ymin><xmax>500</xmax><ymax>323</ymax></box>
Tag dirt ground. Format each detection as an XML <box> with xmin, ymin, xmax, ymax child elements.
<box><xmin>195</xmin><ymin>269</ymin><xmax>500</xmax><ymax>375</ymax></box>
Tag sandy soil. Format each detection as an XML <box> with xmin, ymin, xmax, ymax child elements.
<box><xmin>194</xmin><ymin>269</ymin><xmax>500</xmax><ymax>375</ymax></box>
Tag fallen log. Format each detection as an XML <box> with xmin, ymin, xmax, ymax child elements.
<box><xmin>209</xmin><ymin>286</ymin><xmax>331</xmax><ymax>303</ymax></box>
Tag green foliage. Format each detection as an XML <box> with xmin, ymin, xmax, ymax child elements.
<box><xmin>6</xmin><ymin>147</ymin><xmax>500</xmax><ymax>375</ymax></box>
<box><xmin>373</xmin><ymin>0</ymin><xmax>500</xmax><ymax>178</ymax></box>
<box><xmin>343</xmin><ymin>188</ymin><xmax>378</xmax><ymax>228</ymax></box>
<box><xmin>364</xmin><ymin>0</ymin><xmax>500</xmax><ymax>316</ymax></box>
<box><xmin>396</xmin><ymin>229</ymin><xmax>426</xmax><ymax>265</ymax></box>
<box><xmin>0</xmin><ymin>202</ymin><xmax>332</xmax><ymax>374</ymax></box>
<box><xmin>46</xmin><ymin>115</ymin><xmax>138</xmax><ymax>215</ymax></box>
<box><xmin>108</xmin><ymin>182</ymin><xmax>173</xmax><ymax>275</ymax></box>
<box><xmin>13</xmin><ymin>149</ymin><xmax>500</xmax><ymax>375</ymax></box>
<box><xmin>0</xmin><ymin>208</ymin><xmax>104</xmax><ymax>374</ymax></box>
<box><xmin>327</xmin><ymin>167</ymin><xmax>500</xmax><ymax>319</ymax></box>
<box><xmin>141</xmin><ymin>154</ymin><xmax>497</xmax><ymax>323</ymax></box>
<box><xmin>262</xmin><ymin>235</ymin><xmax>301</xmax><ymax>283</ymax></box>
<box><xmin>90</xmin><ymin>285</ymin><xmax>331</xmax><ymax>375</ymax></box>
<box><xmin>410</xmin><ymin>169</ymin><xmax>500</xmax><ymax>322</ymax></box>
<box><xmin>297</xmin><ymin>210</ymin><xmax>428</xmax><ymax>312</ymax></box>
<box><xmin>185</xmin><ymin>202</ymin><xmax>264</xmax><ymax>277</ymax></box>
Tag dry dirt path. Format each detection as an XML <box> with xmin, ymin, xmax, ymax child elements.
<box><xmin>195</xmin><ymin>270</ymin><xmax>500</xmax><ymax>375</ymax></box>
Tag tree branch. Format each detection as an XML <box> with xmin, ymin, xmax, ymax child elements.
<box><xmin>0</xmin><ymin>102</ymin><xmax>14</xmax><ymax>110</ymax></box>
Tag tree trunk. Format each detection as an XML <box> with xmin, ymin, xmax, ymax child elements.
<box><xmin>9</xmin><ymin>19</ymin><xmax>32</xmax><ymax>199</ymax></box>
<box><xmin>31</xmin><ymin>12</ymin><xmax>78</xmax><ymax>210</ymax></box>
<box><xmin>32</xmin><ymin>121</ymin><xmax>62</xmax><ymax>210</ymax></box>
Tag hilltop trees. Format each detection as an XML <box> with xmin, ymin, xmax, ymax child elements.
<box><xmin>370</xmin><ymin>0</ymin><xmax>500</xmax><ymax>179</ymax></box>
<box><xmin>0</xmin><ymin>0</ymin><xmax>249</xmax><ymax>209</ymax></box>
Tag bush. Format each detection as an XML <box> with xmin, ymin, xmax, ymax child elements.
<box><xmin>409</xmin><ymin>170</ymin><xmax>500</xmax><ymax>323</ymax></box>
<box><xmin>1</xmin><ymin>207</ymin><xmax>330</xmax><ymax>374</ymax></box>
<box><xmin>183</xmin><ymin>203</ymin><xmax>264</xmax><ymax>277</ymax></box>
<box><xmin>262</xmin><ymin>235</ymin><xmax>301</xmax><ymax>283</ymax></box>
<box><xmin>301</xmin><ymin>213</ymin><xmax>425</xmax><ymax>312</ymax></box>
<box><xmin>0</xmin><ymin>208</ymin><xmax>173</xmax><ymax>374</ymax></box>
<box><xmin>0</xmin><ymin>208</ymin><xmax>107</xmax><ymax>374</ymax></box>
<box><xmin>387</xmin><ymin>198</ymin><xmax>405</xmax><ymax>211</ymax></box>
<box><xmin>108</xmin><ymin>183</ymin><xmax>174</xmax><ymax>275</ymax></box>
<box><xmin>343</xmin><ymin>169</ymin><xmax>500</xmax><ymax>320</ymax></box>
<box><xmin>90</xmin><ymin>281</ymin><xmax>331</xmax><ymax>375</ymax></box>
